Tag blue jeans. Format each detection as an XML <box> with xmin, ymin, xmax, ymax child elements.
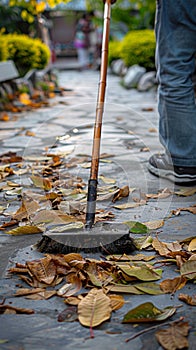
<box><xmin>155</xmin><ymin>0</ymin><xmax>196</xmax><ymax>166</ymax></box>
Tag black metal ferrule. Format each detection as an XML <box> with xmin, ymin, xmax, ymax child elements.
<box><xmin>85</xmin><ymin>179</ymin><xmax>98</xmax><ymax>230</ymax></box>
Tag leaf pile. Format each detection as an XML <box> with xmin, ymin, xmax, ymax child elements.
<box><xmin>0</xmin><ymin>78</ymin><xmax>69</xmax><ymax>114</ymax></box>
<box><xmin>8</xmin><ymin>235</ymin><xmax>196</xmax><ymax>339</ymax></box>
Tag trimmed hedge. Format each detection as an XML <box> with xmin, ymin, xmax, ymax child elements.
<box><xmin>109</xmin><ymin>29</ymin><xmax>155</xmax><ymax>70</ymax></box>
<box><xmin>0</xmin><ymin>35</ymin><xmax>8</xmax><ymax>61</ymax></box>
<box><xmin>0</xmin><ymin>34</ymin><xmax>50</xmax><ymax>75</ymax></box>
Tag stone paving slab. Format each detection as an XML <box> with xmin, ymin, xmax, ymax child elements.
<box><xmin>0</xmin><ymin>69</ymin><xmax>196</xmax><ymax>349</ymax></box>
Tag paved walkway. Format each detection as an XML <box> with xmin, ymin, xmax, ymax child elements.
<box><xmin>0</xmin><ymin>66</ymin><xmax>195</xmax><ymax>349</ymax></box>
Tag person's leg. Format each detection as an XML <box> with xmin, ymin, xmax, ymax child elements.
<box><xmin>148</xmin><ymin>0</ymin><xmax>196</xmax><ymax>183</ymax></box>
<box><xmin>77</xmin><ymin>48</ymin><xmax>89</xmax><ymax>69</ymax></box>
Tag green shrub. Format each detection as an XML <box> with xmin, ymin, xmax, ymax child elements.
<box><xmin>108</xmin><ymin>41</ymin><xmax>122</xmax><ymax>65</ymax></box>
<box><xmin>0</xmin><ymin>34</ymin><xmax>8</xmax><ymax>61</ymax></box>
<box><xmin>109</xmin><ymin>29</ymin><xmax>156</xmax><ymax>70</ymax></box>
<box><xmin>0</xmin><ymin>34</ymin><xmax>50</xmax><ymax>75</ymax></box>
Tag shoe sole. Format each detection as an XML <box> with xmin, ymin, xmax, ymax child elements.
<box><xmin>148</xmin><ymin>163</ymin><xmax>196</xmax><ymax>184</ymax></box>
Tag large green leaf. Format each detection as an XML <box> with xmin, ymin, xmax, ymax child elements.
<box><xmin>124</xmin><ymin>220</ymin><xmax>148</xmax><ymax>234</ymax></box>
<box><xmin>122</xmin><ymin>302</ymin><xmax>176</xmax><ymax>323</ymax></box>
<box><xmin>118</xmin><ymin>264</ymin><xmax>161</xmax><ymax>281</ymax></box>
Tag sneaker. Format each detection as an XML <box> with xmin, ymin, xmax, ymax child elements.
<box><xmin>148</xmin><ymin>154</ymin><xmax>196</xmax><ymax>184</ymax></box>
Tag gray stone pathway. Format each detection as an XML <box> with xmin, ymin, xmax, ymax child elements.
<box><xmin>0</xmin><ymin>68</ymin><xmax>195</xmax><ymax>349</ymax></box>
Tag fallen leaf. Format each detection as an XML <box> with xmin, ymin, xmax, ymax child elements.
<box><xmin>178</xmin><ymin>293</ymin><xmax>196</xmax><ymax>306</ymax></box>
<box><xmin>78</xmin><ymin>288</ymin><xmax>112</xmax><ymax>327</ymax></box>
<box><xmin>31</xmin><ymin>175</ymin><xmax>52</xmax><ymax>191</ymax></box>
<box><xmin>6</xmin><ymin>225</ymin><xmax>42</xmax><ymax>235</ymax></box>
<box><xmin>113</xmin><ymin>200</ymin><xmax>146</xmax><ymax>210</ymax></box>
<box><xmin>118</xmin><ymin>264</ymin><xmax>161</xmax><ymax>281</ymax></box>
<box><xmin>57</xmin><ymin>276</ymin><xmax>82</xmax><ymax>297</ymax></box>
<box><xmin>180</xmin><ymin>260</ymin><xmax>196</xmax><ymax>279</ymax></box>
<box><xmin>106</xmin><ymin>253</ymin><xmax>155</xmax><ymax>262</ymax></box>
<box><xmin>109</xmin><ymin>294</ymin><xmax>125</xmax><ymax>311</ymax></box>
<box><xmin>99</xmin><ymin>175</ymin><xmax>116</xmax><ymax>184</ymax></box>
<box><xmin>146</xmin><ymin>188</ymin><xmax>172</xmax><ymax>199</ymax></box>
<box><xmin>144</xmin><ymin>219</ymin><xmax>164</xmax><ymax>230</ymax></box>
<box><xmin>19</xmin><ymin>93</ymin><xmax>31</xmax><ymax>105</ymax></box>
<box><xmin>133</xmin><ymin>236</ymin><xmax>153</xmax><ymax>250</ymax></box>
<box><xmin>152</xmin><ymin>237</ymin><xmax>171</xmax><ymax>256</ymax></box>
<box><xmin>155</xmin><ymin>321</ymin><xmax>190</xmax><ymax>350</ymax></box>
<box><xmin>26</xmin><ymin>290</ymin><xmax>56</xmax><ymax>300</ymax></box>
<box><xmin>26</xmin><ymin>256</ymin><xmax>56</xmax><ymax>285</ymax></box>
<box><xmin>14</xmin><ymin>287</ymin><xmax>45</xmax><ymax>297</ymax></box>
<box><xmin>188</xmin><ymin>237</ymin><xmax>196</xmax><ymax>252</ymax></box>
<box><xmin>122</xmin><ymin>302</ymin><xmax>176</xmax><ymax>323</ymax></box>
<box><xmin>148</xmin><ymin>127</ymin><xmax>157</xmax><ymax>133</ymax></box>
<box><xmin>134</xmin><ymin>282</ymin><xmax>163</xmax><ymax>295</ymax></box>
<box><xmin>160</xmin><ymin>276</ymin><xmax>187</xmax><ymax>294</ymax></box>
<box><xmin>172</xmin><ymin>205</ymin><xmax>196</xmax><ymax>215</ymax></box>
<box><xmin>105</xmin><ymin>284</ymin><xmax>143</xmax><ymax>294</ymax></box>
<box><xmin>175</xmin><ymin>188</ymin><xmax>196</xmax><ymax>196</ymax></box>
<box><xmin>64</xmin><ymin>296</ymin><xmax>83</xmax><ymax>306</ymax></box>
<box><xmin>25</xmin><ymin>130</ymin><xmax>35</xmax><ymax>137</ymax></box>
<box><xmin>112</xmin><ymin>185</ymin><xmax>129</xmax><ymax>202</ymax></box>
<box><xmin>0</xmin><ymin>304</ymin><xmax>34</xmax><ymax>314</ymax></box>
<box><xmin>13</xmin><ymin>198</ymin><xmax>40</xmax><ymax>221</ymax></box>
<box><xmin>0</xmin><ymin>113</ymin><xmax>9</xmax><ymax>121</ymax></box>
<box><xmin>124</xmin><ymin>221</ymin><xmax>148</xmax><ymax>234</ymax></box>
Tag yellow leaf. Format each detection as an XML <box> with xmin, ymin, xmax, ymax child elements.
<box><xmin>188</xmin><ymin>237</ymin><xmax>196</xmax><ymax>251</ymax></box>
<box><xmin>6</xmin><ymin>225</ymin><xmax>42</xmax><ymax>235</ymax></box>
<box><xmin>78</xmin><ymin>288</ymin><xmax>112</xmax><ymax>327</ymax></box>
<box><xmin>144</xmin><ymin>219</ymin><xmax>164</xmax><ymax>230</ymax></box>
<box><xmin>99</xmin><ymin>175</ymin><xmax>116</xmax><ymax>184</ymax></box>
<box><xmin>108</xmin><ymin>294</ymin><xmax>125</xmax><ymax>311</ymax></box>
<box><xmin>19</xmin><ymin>93</ymin><xmax>31</xmax><ymax>105</ymax></box>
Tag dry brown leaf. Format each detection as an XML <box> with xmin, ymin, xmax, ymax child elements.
<box><xmin>78</xmin><ymin>288</ymin><xmax>112</xmax><ymax>327</ymax></box>
<box><xmin>13</xmin><ymin>198</ymin><xmax>40</xmax><ymax>221</ymax></box>
<box><xmin>152</xmin><ymin>237</ymin><xmax>171</xmax><ymax>256</ymax></box>
<box><xmin>172</xmin><ymin>204</ymin><xmax>196</xmax><ymax>215</ymax></box>
<box><xmin>0</xmin><ymin>113</ymin><xmax>10</xmax><ymax>121</ymax></box>
<box><xmin>99</xmin><ymin>175</ymin><xmax>116</xmax><ymax>184</ymax></box>
<box><xmin>146</xmin><ymin>188</ymin><xmax>172</xmax><ymax>199</ymax></box>
<box><xmin>144</xmin><ymin>219</ymin><xmax>164</xmax><ymax>230</ymax></box>
<box><xmin>113</xmin><ymin>200</ymin><xmax>146</xmax><ymax>210</ymax></box>
<box><xmin>112</xmin><ymin>185</ymin><xmax>130</xmax><ymax>203</ymax></box>
<box><xmin>166</xmin><ymin>241</ymin><xmax>182</xmax><ymax>252</ymax></box>
<box><xmin>26</xmin><ymin>290</ymin><xmax>56</xmax><ymax>300</ymax></box>
<box><xmin>0</xmin><ymin>304</ymin><xmax>34</xmax><ymax>315</ymax></box>
<box><xmin>160</xmin><ymin>276</ymin><xmax>187</xmax><ymax>294</ymax></box>
<box><xmin>14</xmin><ymin>287</ymin><xmax>45</xmax><ymax>297</ymax></box>
<box><xmin>178</xmin><ymin>293</ymin><xmax>196</xmax><ymax>306</ymax></box>
<box><xmin>31</xmin><ymin>175</ymin><xmax>52</xmax><ymax>191</ymax></box>
<box><xmin>155</xmin><ymin>321</ymin><xmax>190</xmax><ymax>350</ymax></box>
<box><xmin>108</xmin><ymin>294</ymin><xmax>125</xmax><ymax>311</ymax></box>
<box><xmin>26</xmin><ymin>256</ymin><xmax>56</xmax><ymax>285</ymax></box>
<box><xmin>25</xmin><ymin>130</ymin><xmax>35</xmax><ymax>137</ymax></box>
<box><xmin>64</xmin><ymin>296</ymin><xmax>84</xmax><ymax>305</ymax></box>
